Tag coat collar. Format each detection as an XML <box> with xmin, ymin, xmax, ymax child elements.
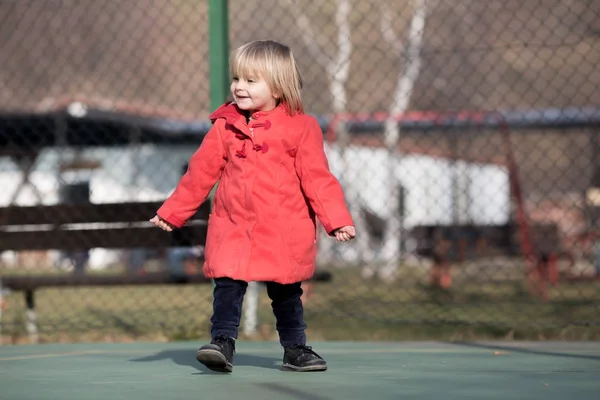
<box><xmin>209</xmin><ymin>101</ymin><xmax>244</xmax><ymax>125</ymax></box>
<box><xmin>209</xmin><ymin>101</ymin><xmax>288</xmax><ymax>125</ymax></box>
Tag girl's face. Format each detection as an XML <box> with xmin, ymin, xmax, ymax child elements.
<box><xmin>230</xmin><ymin>74</ymin><xmax>279</xmax><ymax>113</ymax></box>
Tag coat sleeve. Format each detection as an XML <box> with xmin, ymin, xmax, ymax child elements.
<box><xmin>156</xmin><ymin>120</ymin><xmax>227</xmax><ymax>228</ymax></box>
<box><xmin>294</xmin><ymin>116</ymin><xmax>354</xmax><ymax>235</ymax></box>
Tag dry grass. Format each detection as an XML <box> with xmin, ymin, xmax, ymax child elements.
<box><xmin>2</xmin><ymin>260</ymin><xmax>600</xmax><ymax>344</ymax></box>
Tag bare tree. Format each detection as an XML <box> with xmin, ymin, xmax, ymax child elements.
<box><xmin>282</xmin><ymin>0</ymin><xmax>374</xmax><ymax>266</ymax></box>
<box><xmin>282</xmin><ymin>0</ymin><xmax>351</xmax><ymax>116</ymax></box>
<box><xmin>243</xmin><ymin>0</ymin><xmax>359</xmax><ymax>337</ymax></box>
<box><xmin>363</xmin><ymin>0</ymin><xmax>429</xmax><ymax>281</ymax></box>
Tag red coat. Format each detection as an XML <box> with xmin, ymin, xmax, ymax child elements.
<box><xmin>156</xmin><ymin>102</ymin><xmax>354</xmax><ymax>283</ymax></box>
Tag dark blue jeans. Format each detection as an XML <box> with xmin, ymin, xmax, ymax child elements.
<box><xmin>210</xmin><ymin>277</ymin><xmax>307</xmax><ymax>347</ymax></box>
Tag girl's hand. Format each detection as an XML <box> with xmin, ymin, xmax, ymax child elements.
<box><xmin>149</xmin><ymin>215</ymin><xmax>175</xmax><ymax>232</ymax></box>
<box><xmin>334</xmin><ymin>226</ymin><xmax>356</xmax><ymax>242</ymax></box>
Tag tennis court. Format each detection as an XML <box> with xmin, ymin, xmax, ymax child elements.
<box><xmin>1</xmin><ymin>341</ymin><xmax>599</xmax><ymax>399</ymax></box>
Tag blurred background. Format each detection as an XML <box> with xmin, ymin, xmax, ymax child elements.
<box><xmin>1</xmin><ymin>0</ymin><xmax>600</xmax><ymax>344</ymax></box>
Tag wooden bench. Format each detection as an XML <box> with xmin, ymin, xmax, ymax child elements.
<box><xmin>0</xmin><ymin>200</ymin><xmax>210</xmax><ymax>252</ymax></box>
<box><xmin>410</xmin><ymin>222</ymin><xmax>565</xmax><ymax>291</ymax></box>
<box><xmin>0</xmin><ymin>200</ymin><xmax>210</xmax><ymax>341</ymax></box>
<box><xmin>0</xmin><ymin>200</ymin><xmax>333</xmax><ymax>342</ymax></box>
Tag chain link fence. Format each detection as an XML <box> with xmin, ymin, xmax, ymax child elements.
<box><xmin>1</xmin><ymin>0</ymin><xmax>600</xmax><ymax>343</ymax></box>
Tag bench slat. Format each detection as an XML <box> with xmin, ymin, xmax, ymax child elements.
<box><xmin>0</xmin><ymin>272</ymin><xmax>213</xmax><ymax>290</ymax></box>
<box><xmin>0</xmin><ymin>225</ymin><xmax>207</xmax><ymax>251</ymax></box>
<box><xmin>0</xmin><ymin>201</ymin><xmax>210</xmax><ymax>225</ymax></box>
<box><xmin>0</xmin><ymin>271</ymin><xmax>333</xmax><ymax>291</ymax></box>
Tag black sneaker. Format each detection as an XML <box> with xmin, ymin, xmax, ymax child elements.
<box><xmin>195</xmin><ymin>335</ymin><xmax>235</xmax><ymax>372</ymax></box>
<box><xmin>282</xmin><ymin>344</ymin><xmax>327</xmax><ymax>372</ymax></box>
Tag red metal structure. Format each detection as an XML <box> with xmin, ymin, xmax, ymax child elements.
<box><xmin>325</xmin><ymin>110</ymin><xmax>565</xmax><ymax>299</ymax></box>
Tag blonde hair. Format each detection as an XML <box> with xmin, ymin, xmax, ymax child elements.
<box><xmin>230</xmin><ymin>40</ymin><xmax>304</xmax><ymax>115</ymax></box>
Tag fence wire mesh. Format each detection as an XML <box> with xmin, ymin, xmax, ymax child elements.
<box><xmin>1</xmin><ymin>0</ymin><xmax>600</xmax><ymax>343</ymax></box>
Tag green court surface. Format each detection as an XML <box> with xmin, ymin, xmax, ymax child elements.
<box><xmin>1</xmin><ymin>341</ymin><xmax>599</xmax><ymax>400</ymax></box>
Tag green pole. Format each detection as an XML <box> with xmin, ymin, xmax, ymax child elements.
<box><xmin>208</xmin><ymin>0</ymin><xmax>229</xmax><ymax>290</ymax></box>
<box><xmin>209</xmin><ymin>0</ymin><xmax>230</xmax><ymax>111</ymax></box>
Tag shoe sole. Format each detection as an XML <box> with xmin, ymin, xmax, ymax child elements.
<box><xmin>281</xmin><ymin>363</ymin><xmax>328</xmax><ymax>372</ymax></box>
<box><xmin>196</xmin><ymin>349</ymin><xmax>233</xmax><ymax>373</ymax></box>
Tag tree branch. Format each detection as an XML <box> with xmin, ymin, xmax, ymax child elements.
<box><xmin>380</xmin><ymin>4</ymin><xmax>404</xmax><ymax>54</ymax></box>
<box><xmin>385</xmin><ymin>0</ymin><xmax>428</xmax><ymax>148</ymax></box>
<box><xmin>281</xmin><ymin>0</ymin><xmax>330</xmax><ymax>65</ymax></box>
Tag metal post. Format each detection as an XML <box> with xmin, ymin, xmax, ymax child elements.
<box><xmin>25</xmin><ymin>290</ymin><xmax>38</xmax><ymax>344</ymax></box>
<box><xmin>243</xmin><ymin>282</ymin><xmax>260</xmax><ymax>337</ymax></box>
<box><xmin>0</xmin><ymin>279</ymin><xmax>4</xmax><ymax>344</ymax></box>
<box><xmin>208</xmin><ymin>1</ymin><xmax>229</xmax><ymax>291</ymax></box>
<box><xmin>209</xmin><ymin>0</ymin><xmax>230</xmax><ymax>111</ymax></box>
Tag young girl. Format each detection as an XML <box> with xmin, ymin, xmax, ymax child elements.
<box><xmin>150</xmin><ymin>39</ymin><xmax>356</xmax><ymax>373</ymax></box>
